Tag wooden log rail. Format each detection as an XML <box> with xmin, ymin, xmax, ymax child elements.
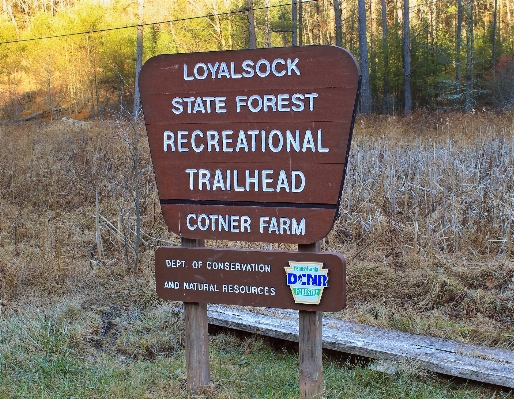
<box><xmin>206</xmin><ymin>305</ymin><xmax>514</xmax><ymax>389</ymax></box>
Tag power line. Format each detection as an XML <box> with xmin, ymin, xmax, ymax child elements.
<box><xmin>0</xmin><ymin>1</ymin><xmax>316</xmax><ymax>46</ymax></box>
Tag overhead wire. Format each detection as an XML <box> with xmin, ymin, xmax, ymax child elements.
<box><xmin>0</xmin><ymin>1</ymin><xmax>317</xmax><ymax>46</ymax></box>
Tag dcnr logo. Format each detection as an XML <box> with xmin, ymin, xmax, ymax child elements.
<box><xmin>285</xmin><ymin>261</ymin><xmax>329</xmax><ymax>305</ymax></box>
<box><xmin>286</xmin><ymin>272</ymin><xmax>328</xmax><ymax>287</ymax></box>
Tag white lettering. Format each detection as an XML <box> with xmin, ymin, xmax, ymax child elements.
<box><xmin>262</xmin><ymin>170</ymin><xmax>274</xmax><ymax>192</ymax></box>
<box><xmin>184</xmin><ymin>57</ymin><xmax>300</xmax><ymax>81</ymax></box>
<box><xmin>318</xmin><ymin>129</ymin><xmax>329</xmax><ymax>152</ymax></box>
<box><xmin>236</xmin><ymin>96</ymin><xmax>246</xmax><ymax>112</ymax></box>
<box><xmin>218</xmin><ymin>62</ymin><xmax>230</xmax><ymax>78</ymax></box>
<box><xmin>187</xmin><ymin>168</ymin><xmax>306</xmax><ymax>193</ymax></box>
<box><xmin>222</xmin><ymin>130</ymin><xmax>233</xmax><ymax>152</ymax></box>
<box><xmin>277</xmin><ymin>94</ymin><xmax>290</xmax><ymax>111</ymax></box>
<box><xmin>256</xmin><ymin>59</ymin><xmax>271</xmax><ymax>77</ymax></box>
<box><xmin>287</xmin><ymin>58</ymin><xmax>301</xmax><ymax>75</ymax></box>
<box><xmin>276</xmin><ymin>170</ymin><xmax>290</xmax><ymax>192</ymax></box>
<box><xmin>213</xmin><ymin>169</ymin><xmax>226</xmax><ymax>190</ymax></box>
<box><xmin>194</xmin><ymin>63</ymin><xmax>208</xmax><ymax>79</ymax></box>
<box><xmin>248</xmin><ymin>95</ymin><xmax>262</xmax><ymax>112</ymax></box>
<box><xmin>241</xmin><ymin>59</ymin><xmax>254</xmax><ymax>77</ymax></box>
<box><xmin>292</xmin><ymin>218</ymin><xmax>306</xmax><ymax>235</ymax></box>
<box><xmin>185</xmin><ymin>214</ymin><xmax>251</xmax><ymax>233</ymax></box>
<box><xmin>207</xmin><ymin>62</ymin><xmax>219</xmax><ymax>78</ymax></box>
<box><xmin>259</xmin><ymin>216</ymin><xmax>305</xmax><ymax>235</ymax></box>
<box><xmin>215</xmin><ymin>97</ymin><xmax>227</xmax><ymax>113</ymax></box>
<box><xmin>292</xmin><ymin>171</ymin><xmax>306</xmax><ymax>192</ymax></box>
<box><xmin>186</xmin><ymin>214</ymin><xmax>197</xmax><ymax>230</ymax></box>
<box><xmin>184</xmin><ymin>64</ymin><xmax>194</xmax><ymax>80</ymax></box>
<box><xmin>268</xmin><ymin>130</ymin><xmax>283</xmax><ymax>152</ymax></box>
<box><xmin>165</xmin><ymin>129</ymin><xmax>328</xmax><ymax>154</ymax></box>
<box><xmin>230</xmin><ymin>62</ymin><xmax>242</xmax><ymax>78</ymax></box>
<box><xmin>186</xmin><ymin>169</ymin><xmax>197</xmax><ymax>190</ymax></box>
<box><xmin>236</xmin><ymin>130</ymin><xmax>249</xmax><ymax>152</ymax></box>
<box><xmin>207</xmin><ymin>131</ymin><xmax>219</xmax><ymax>152</ymax></box>
<box><xmin>172</xmin><ymin>97</ymin><xmax>183</xmax><ymax>114</ymax></box>
<box><xmin>170</xmin><ymin>96</ymin><xmax>226</xmax><ymax>114</ymax></box>
<box><xmin>198</xmin><ymin>169</ymin><xmax>210</xmax><ymax>190</ymax></box>
<box><xmin>178</xmin><ymin>131</ymin><xmax>189</xmax><ymax>152</ymax></box>
<box><xmin>191</xmin><ymin>130</ymin><xmax>204</xmax><ymax>152</ymax></box>
<box><xmin>235</xmin><ymin>93</ymin><xmax>316</xmax><ymax>113</ymax></box>
<box><xmin>164</xmin><ymin>131</ymin><xmax>175</xmax><ymax>152</ymax></box>
<box><xmin>271</xmin><ymin>58</ymin><xmax>286</xmax><ymax>76</ymax></box>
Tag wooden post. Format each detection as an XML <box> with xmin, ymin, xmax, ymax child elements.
<box><xmin>298</xmin><ymin>241</ymin><xmax>323</xmax><ymax>399</ymax></box>
<box><xmin>182</xmin><ymin>237</ymin><xmax>210</xmax><ymax>392</ymax></box>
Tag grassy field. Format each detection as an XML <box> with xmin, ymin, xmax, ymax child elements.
<box><xmin>1</xmin><ymin>293</ymin><xmax>511</xmax><ymax>398</ymax></box>
<box><xmin>0</xmin><ymin>111</ymin><xmax>513</xmax><ymax>396</ymax></box>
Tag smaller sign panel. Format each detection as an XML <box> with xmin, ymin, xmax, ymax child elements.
<box><xmin>155</xmin><ymin>247</ymin><xmax>346</xmax><ymax>312</ymax></box>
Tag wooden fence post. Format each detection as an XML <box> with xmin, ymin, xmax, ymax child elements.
<box><xmin>298</xmin><ymin>241</ymin><xmax>323</xmax><ymax>399</ymax></box>
<box><xmin>182</xmin><ymin>237</ymin><xmax>210</xmax><ymax>392</ymax></box>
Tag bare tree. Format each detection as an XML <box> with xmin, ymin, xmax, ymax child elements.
<box><xmin>132</xmin><ymin>0</ymin><xmax>144</xmax><ymax>272</ymax></box>
<box><xmin>403</xmin><ymin>0</ymin><xmax>412</xmax><ymax>114</ymax></box>
<box><xmin>381</xmin><ymin>0</ymin><xmax>389</xmax><ymax>113</ymax></box>
<box><xmin>358</xmin><ymin>0</ymin><xmax>371</xmax><ymax>113</ymax></box>
<box><xmin>465</xmin><ymin>0</ymin><xmax>475</xmax><ymax>112</ymax></box>
<box><xmin>334</xmin><ymin>0</ymin><xmax>342</xmax><ymax>47</ymax></box>
<box><xmin>133</xmin><ymin>0</ymin><xmax>143</xmax><ymax>118</ymax></box>
<box><xmin>247</xmin><ymin>0</ymin><xmax>256</xmax><ymax>49</ymax></box>
<box><xmin>456</xmin><ymin>0</ymin><xmax>463</xmax><ymax>88</ymax></box>
<box><xmin>298</xmin><ymin>0</ymin><xmax>303</xmax><ymax>46</ymax></box>
<box><xmin>492</xmin><ymin>0</ymin><xmax>498</xmax><ymax>74</ymax></box>
<box><xmin>292</xmin><ymin>0</ymin><xmax>298</xmax><ymax>46</ymax></box>
<box><xmin>265</xmin><ymin>0</ymin><xmax>271</xmax><ymax>47</ymax></box>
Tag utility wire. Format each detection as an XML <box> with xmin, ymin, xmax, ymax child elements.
<box><xmin>0</xmin><ymin>1</ymin><xmax>316</xmax><ymax>45</ymax></box>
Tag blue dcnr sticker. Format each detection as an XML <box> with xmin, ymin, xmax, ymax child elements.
<box><xmin>284</xmin><ymin>261</ymin><xmax>328</xmax><ymax>305</ymax></box>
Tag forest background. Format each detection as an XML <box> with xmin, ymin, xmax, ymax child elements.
<box><xmin>1</xmin><ymin>0</ymin><xmax>514</xmax><ymax>119</ymax></box>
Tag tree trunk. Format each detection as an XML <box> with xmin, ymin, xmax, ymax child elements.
<box><xmin>298</xmin><ymin>0</ymin><xmax>303</xmax><ymax>46</ymax></box>
<box><xmin>280</xmin><ymin>8</ymin><xmax>288</xmax><ymax>47</ymax></box>
<box><xmin>465</xmin><ymin>0</ymin><xmax>475</xmax><ymax>112</ymax></box>
<box><xmin>265</xmin><ymin>0</ymin><xmax>271</xmax><ymax>47</ymax></box>
<box><xmin>381</xmin><ymin>0</ymin><xmax>389</xmax><ymax>114</ymax></box>
<box><xmin>334</xmin><ymin>0</ymin><xmax>342</xmax><ymax>47</ymax></box>
<box><xmin>358</xmin><ymin>0</ymin><xmax>371</xmax><ymax>114</ymax></box>
<box><xmin>133</xmin><ymin>0</ymin><xmax>144</xmax><ymax>118</ymax></box>
<box><xmin>456</xmin><ymin>0</ymin><xmax>463</xmax><ymax>89</ymax></box>
<box><xmin>132</xmin><ymin>0</ymin><xmax>144</xmax><ymax>272</ymax></box>
<box><xmin>492</xmin><ymin>0</ymin><xmax>498</xmax><ymax>74</ymax></box>
<box><xmin>292</xmin><ymin>0</ymin><xmax>298</xmax><ymax>46</ymax></box>
<box><xmin>247</xmin><ymin>0</ymin><xmax>257</xmax><ymax>49</ymax></box>
<box><xmin>403</xmin><ymin>0</ymin><xmax>412</xmax><ymax>114</ymax></box>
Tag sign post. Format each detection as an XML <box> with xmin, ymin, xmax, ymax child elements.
<box><xmin>181</xmin><ymin>238</ymin><xmax>210</xmax><ymax>392</ymax></box>
<box><xmin>140</xmin><ymin>45</ymin><xmax>360</xmax><ymax>396</ymax></box>
<box><xmin>298</xmin><ymin>241</ymin><xmax>323</xmax><ymax>399</ymax></box>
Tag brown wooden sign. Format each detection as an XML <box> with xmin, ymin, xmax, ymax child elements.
<box><xmin>140</xmin><ymin>46</ymin><xmax>360</xmax><ymax>244</ymax></box>
<box><xmin>155</xmin><ymin>247</ymin><xmax>346</xmax><ymax>311</ymax></box>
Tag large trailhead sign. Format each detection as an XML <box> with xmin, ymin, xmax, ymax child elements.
<box><xmin>139</xmin><ymin>46</ymin><xmax>360</xmax><ymax>245</ymax></box>
<box><xmin>140</xmin><ymin>45</ymin><xmax>360</xmax><ymax>395</ymax></box>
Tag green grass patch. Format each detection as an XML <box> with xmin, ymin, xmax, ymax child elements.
<box><xmin>1</xmin><ymin>299</ymin><xmax>511</xmax><ymax>398</ymax></box>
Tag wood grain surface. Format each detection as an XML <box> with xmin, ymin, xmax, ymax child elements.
<box><xmin>140</xmin><ymin>46</ymin><xmax>360</xmax><ymax>243</ymax></box>
<box><xmin>155</xmin><ymin>246</ymin><xmax>346</xmax><ymax>311</ymax></box>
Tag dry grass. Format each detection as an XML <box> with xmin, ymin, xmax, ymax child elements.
<box><xmin>0</xmin><ymin>111</ymin><xmax>513</xmax><ymax>349</ymax></box>
<box><xmin>331</xmin><ymin>111</ymin><xmax>514</xmax><ymax>347</ymax></box>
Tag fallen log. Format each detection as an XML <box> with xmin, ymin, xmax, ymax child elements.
<box><xmin>17</xmin><ymin>111</ymin><xmax>44</xmax><ymax>122</ymax></box>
